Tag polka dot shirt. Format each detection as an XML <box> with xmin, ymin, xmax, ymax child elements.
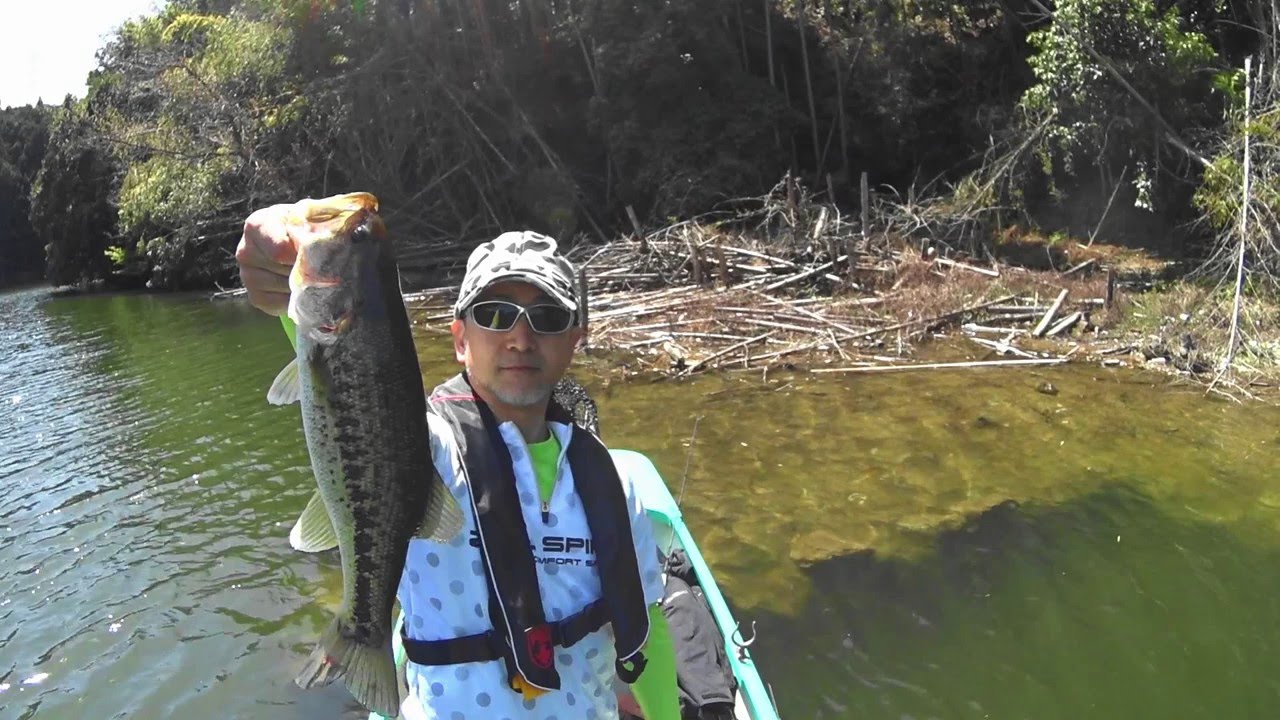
<box><xmin>397</xmin><ymin>416</ymin><xmax>666</xmax><ymax>719</ymax></box>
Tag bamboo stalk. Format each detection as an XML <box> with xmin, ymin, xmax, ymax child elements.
<box><xmin>728</xmin><ymin>316</ymin><xmax>830</xmax><ymax>335</ymax></box>
<box><xmin>968</xmin><ymin>336</ymin><xmax>1039</xmax><ymax>358</ymax></box>
<box><xmin>1087</xmin><ymin>166</ymin><xmax>1127</xmax><ymax>247</ymax></box>
<box><xmin>715</xmin><ymin>241</ymin><xmax>731</xmax><ymax>288</ymax></box>
<box><xmin>1221</xmin><ymin>55</ymin><xmax>1254</xmax><ymax>376</ymax></box>
<box><xmin>764</xmin><ymin>0</ymin><xmax>775</xmax><ymax>90</ymax></box>
<box><xmin>722</xmin><ymin>246</ymin><xmax>801</xmax><ymax>268</ymax></box>
<box><xmin>716</xmin><ymin>306</ymin><xmax>828</xmax><ymax>324</ymax></box>
<box><xmin>748</xmin><ymin>294</ymin><xmax>1017</xmax><ymax>363</ymax></box>
<box><xmin>684</xmin><ymin>332</ymin><xmax>774</xmax><ymax>374</ymax></box>
<box><xmin>860</xmin><ymin>171</ymin><xmax>869</xmax><ymax>245</ymax></box>
<box><xmin>1046</xmin><ymin>311</ymin><xmax>1082</xmax><ymax>337</ymax></box>
<box><xmin>934</xmin><ymin>256</ymin><xmax>1000</xmax><ymax>277</ymax></box>
<box><xmin>1032</xmin><ymin>289</ymin><xmax>1069</xmax><ymax>337</ymax></box>
<box><xmin>747</xmin><ymin>289</ymin><xmax>864</xmax><ymax>335</ymax></box>
<box><xmin>762</xmin><ymin>260</ymin><xmax>838</xmax><ymax>291</ymax></box>
<box><xmin>623</xmin><ymin>318</ymin><xmax>706</xmax><ymax>333</ymax></box>
<box><xmin>962</xmin><ymin>323</ymin><xmax>1029</xmax><ymax>335</ymax></box>
<box><xmin>812</xmin><ymin>358</ymin><xmax>1068</xmax><ymax>374</ymax></box>
<box><xmin>671</xmin><ymin>331</ymin><xmax>760</xmax><ymax>342</ymax></box>
<box><xmin>796</xmin><ymin>0</ymin><xmax>822</xmax><ymax>173</ymax></box>
<box><xmin>1062</xmin><ymin>258</ymin><xmax>1096</xmax><ymax>276</ymax></box>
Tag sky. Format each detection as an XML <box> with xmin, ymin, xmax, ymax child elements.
<box><xmin>2</xmin><ymin>0</ymin><xmax>164</xmax><ymax>108</ymax></box>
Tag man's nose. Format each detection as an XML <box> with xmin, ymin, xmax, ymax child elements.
<box><xmin>504</xmin><ymin>314</ymin><xmax>537</xmax><ymax>351</ymax></box>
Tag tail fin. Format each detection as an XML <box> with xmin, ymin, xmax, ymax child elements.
<box><xmin>296</xmin><ymin>618</ymin><xmax>401</xmax><ymax>717</ymax></box>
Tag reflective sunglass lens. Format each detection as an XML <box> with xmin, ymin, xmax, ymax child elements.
<box><xmin>469</xmin><ymin>301</ymin><xmax>573</xmax><ymax>334</ymax></box>
<box><xmin>526</xmin><ymin>306</ymin><xmax>572</xmax><ymax>333</ymax></box>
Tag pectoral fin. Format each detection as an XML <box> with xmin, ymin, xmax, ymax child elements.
<box><xmin>290</xmin><ymin>490</ymin><xmax>339</xmax><ymax>552</ymax></box>
<box><xmin>268</xmin><ymin>358</ymin><xmax>301</xmax><ymax>405</ymax></box>
<box><xmin>416</xmin><ymin>477</ymin><xmax>464</xmax><ymax>543</ymax></box>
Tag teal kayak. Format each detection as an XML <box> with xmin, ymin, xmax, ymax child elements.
<box><xmin>368</xmin><ymin>448</ymin><xmax>781</xmax><ymax>720</ymax></box>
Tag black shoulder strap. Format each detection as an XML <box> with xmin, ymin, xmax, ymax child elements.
<box><xmin>427</xmin><ymin>373</ymin><xmax>560</xmax><ymax>691</ymax></box>
<box><xmin>568</xmin><ymin>422</ymin><xmax>651</xmax><ymax>668</ymax></box>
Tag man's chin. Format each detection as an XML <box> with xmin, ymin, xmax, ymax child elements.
<box><xmin>491</xmin><ymin>381</ymin><xmax>551</xmax><ymax>408</ymax></box>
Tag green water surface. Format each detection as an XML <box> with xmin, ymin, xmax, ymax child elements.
<box><xmin>2</xmin><ymin>285</ymin><xmax>1279</xmax><ymax>719</ymax></box>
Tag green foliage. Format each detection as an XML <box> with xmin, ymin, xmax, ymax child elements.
<box><xmin>0</xmin><ymin>104</ymin><xmax>51</xmax><ymax>287</ymax></box>
<box><xmin>31</xmin><ymin>98</ymin><xmax>120</xmax><ymax>288</ymax></box>
<box><xmin>97</xmin><ymin>11</ymin><xmax>295</xmax><ymax>289</ymax></box>
<box><xmin>1196</xmin><ymin>117</ymin><xmax>1280</xmax><ymax>224</ymax></box>
<box><xmin>1018</xmin><ymin>0</ymin><xmax>1219</xmax><ymax>208</ymax></box>
<box><xmin>1192</xmin><ymin>61</ymin><xmax>1280</xmax><ymax>287</ymax></box>
<box><xmin>24</xmin><ymin>0</ymin><xmax>1277</xmax><ymax>290</ymax></box>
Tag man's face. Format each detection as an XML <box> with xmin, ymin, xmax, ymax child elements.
<box><xmin>450</xmin><ymin>280</ymin><xmax>583</xmax><ymax>409</ymax></box>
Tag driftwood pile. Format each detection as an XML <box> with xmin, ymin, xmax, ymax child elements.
<box><xmin>581</xmin><ymin>282</ymin><xmax>1116</xmax><ymax>376</ymax></box>
<box><xmin>219</xmin><ymin>177</ymin><xmax>1123</xmax><ymax>376</ymax></box>
<box><xmin>397</xmin><ymin>254</ymin><xmax>1118</xmax><ymax>377</ymax></box>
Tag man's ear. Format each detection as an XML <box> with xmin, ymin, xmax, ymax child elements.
<box><xmin>450</xmin><ymin>319</ymin><xmax>467</xmax><ymax>364</ymax></box>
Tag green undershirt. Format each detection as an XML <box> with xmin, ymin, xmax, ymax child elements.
<box><xmin>527</xmin><ymin>432</ymin><xmax>680</xmax><ymax>720</ymax></box>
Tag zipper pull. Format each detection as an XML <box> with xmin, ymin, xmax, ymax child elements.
<box><xmin>541</xmin><ymin>500</ymin><xmax>550</xmax><ymax>523</ymax></box>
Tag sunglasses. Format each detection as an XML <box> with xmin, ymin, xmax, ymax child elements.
<box><xmin>467</xmin><ymin>300</ymin><xmax>575</xmax><ymax>334</ymax></box>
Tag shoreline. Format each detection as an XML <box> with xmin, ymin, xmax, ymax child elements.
<box><xmin>41</xmin><ymin>226</ymin><xmax>1276</xmax><ymax>404</ymax></box>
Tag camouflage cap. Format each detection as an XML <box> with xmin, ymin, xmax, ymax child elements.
<box><xmin>453</xmin><ymin>231</ymin><xmax>580</xmax><ymax>319</ymax></box>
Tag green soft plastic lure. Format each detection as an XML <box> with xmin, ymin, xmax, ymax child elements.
<box><xmin>281</xmin><ymin>315</ymin><xmax>298</xmax><ymax>350</ymax></box>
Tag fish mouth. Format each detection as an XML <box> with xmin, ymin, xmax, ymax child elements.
<box><xmin>287</xmin><ymin>301</ymin><xmax>355</xmax><ymax>338</ymax></box>
<box><xmin>288</xmin><ymin>192</ymin><xmax>385</xmax><ymax>291</ymax></box>
<box><xmin>318</xmin><ymin>312</ymin><xmax>355</xmax><ymax>336</ymax></box>
<box><xmin>294</xmin><ymin>192</ymin><xmax>382</xmax><ymax>235</ymax></box>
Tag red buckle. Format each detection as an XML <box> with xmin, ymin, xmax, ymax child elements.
<box><xmin>525</xmin><ymin>624</ymin><xmax>554</xmax><ymax>670</ymax></box>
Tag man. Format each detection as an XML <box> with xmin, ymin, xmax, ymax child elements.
<box><xmin>236</xmin><ymin>201</ymin><xmax>680</xmax><ymax>720</ymax></box>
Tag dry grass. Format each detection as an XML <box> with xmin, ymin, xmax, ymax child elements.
<box><xmin>1119</xmin><ymin>284</ymin><xmax>1280</xmax><ymax>377</ymax></box>
<box><xmin>875</xmin><ymin>252</ymin><xmax>1124</xmax><ymax>332</ymax></box>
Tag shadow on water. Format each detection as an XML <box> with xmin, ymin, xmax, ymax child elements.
<box><xmin>748</xmin><ymin>484</ymin><xmax>1280</xmax><ymax>719</ymax></box>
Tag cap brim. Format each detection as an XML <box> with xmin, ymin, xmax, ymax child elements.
<box><xmin>456</xmin><ymin>272</ymin><xmax>578</xmax><ymax>316</ymax></box>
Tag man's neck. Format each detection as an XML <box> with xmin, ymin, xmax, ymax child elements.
<box><xmin>470</xmin><ymin>382</ymin><xmax>551</xmax><ymax>442</ymax></box>
<box><xmin>498</xmin><ymin>406</ymin><xmax>551</xmax><ymax>443</ymax></box>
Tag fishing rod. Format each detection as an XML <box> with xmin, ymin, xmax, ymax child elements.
<box><xmin>661</xmin><ymin>414</ymin><xmax>703</xmax><ymax>576</ymax></box>
<box><xmin>675</xmin><ymin>414</ymin><xmax>703</xmax><ymax>509</ymax></box>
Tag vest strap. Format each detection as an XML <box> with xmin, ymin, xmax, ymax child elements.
<box><xmin>401</xmin><ymin>600</ymin><xmax>609</xmax><ymax>666</ymax></box>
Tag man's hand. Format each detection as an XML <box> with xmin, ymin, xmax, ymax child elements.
<box><xmin>235</xmin><ymin>203</ymin><xmax>302</xmax><ymax>316</ymax></box>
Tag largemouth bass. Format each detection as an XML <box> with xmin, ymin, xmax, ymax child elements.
<box><xmin>265</xmin><ymin>192</ymin><xmax>463</xmax><ymax>716</ymax></box>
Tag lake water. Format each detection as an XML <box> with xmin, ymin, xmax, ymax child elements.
<box><xmin>3</xmin><ymin>284</ymin><xmax>1280</xmax><ymax>719</ymax></box>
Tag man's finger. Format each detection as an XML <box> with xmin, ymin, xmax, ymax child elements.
<box><xmin>246</xmin><ymin>288</ymin><xmax>290</xmax><ymax>317</ymax></box>
<box><xmin>242</xmin><ymin>204</ymin><xmax>299</xmax><ymax>268</ymax></box>
<box><xmin>239</xmin><ymin>264</ymin><xmax>291</xmax><ymax>296</ymax></box>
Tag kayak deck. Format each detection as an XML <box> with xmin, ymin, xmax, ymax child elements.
<box><xmin>611</xmin><ymin>449</ymin><xmax>779</xmax><ymax>720</ymax></box>
<box><xmin>367</xmin><ymin>449</ymin><xmax>779</xmax><ymax>719</ymax></box>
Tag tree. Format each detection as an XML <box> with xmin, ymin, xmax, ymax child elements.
<box><xmin>0</xmin><ymin>104</ymin><xmax>51</xmax><ymax>287</ymax></box>
<box><xmin>1015</xmin><ymin>0</ymin><xmax>1222</xmax><ymax>242</ymax></box>
<box><xmin>30</xmin><ymin>97</ymin><xmax>121</xmax><ymax>288</ymax></box>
